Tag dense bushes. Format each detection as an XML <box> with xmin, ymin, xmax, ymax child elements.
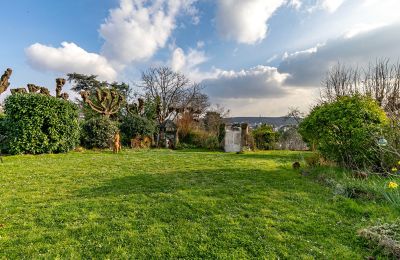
<box><xmin>3</xmin><ymin>94</ymin><xmax>79</xmax><ymax>154</ymax></box>
<box><xmin>80</xmin><ymin>117</ymin><xmax>118</xmax><ymax>149</ymax></box>
<box><xmin>178</xmin><ymin>129</ymin><xmax>220</xmax><ymax>150</ymax></box>
<box><xmin>299</xmin><ymin>95</ymin><xmax>388</xmax><ymax>169</ymax></box>
<box><xmin>252</xmin><ymin>124</ymin><xmax>278</xmax><ymax>150</ymax></box>
<box><xmin>119</xmin><ymin>114</ymin><xmax>155</xmax><ymax>146</ymax></box>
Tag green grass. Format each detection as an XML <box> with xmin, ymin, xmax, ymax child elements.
<box><xmin>0</xmin><ymin>149</ymin><xmax>398</xmax><ymax>258</ymax></box>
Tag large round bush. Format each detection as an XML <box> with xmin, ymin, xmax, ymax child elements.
<box><xmin>3</xmin><ymin>94</ymin><xmax>80</xmax><ymax>154</ymax></box>
<box><xmin>80</xmin><ymin>116</ymin><xmax>118</xmax><ymax>149</ymax></box>
<box><xmin>119</xmin><ymin>114</ymin><xmax>155</xmax><ymax>146</ymax></box>
<box><xmin>299</xmin><ymin>95</ymin><xmax>388</xmax><ymax>168</ymax></box>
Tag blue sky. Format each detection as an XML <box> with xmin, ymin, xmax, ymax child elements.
<box><xmin>1</xmin><ymin>0</ymin><xmax>400</xmax><ymax>116</ymax></box>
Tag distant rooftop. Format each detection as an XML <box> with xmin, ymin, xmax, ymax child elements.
<box><xmin>225</xmin><ymin>117</ymin><xmax>299</xmax><ymax>128</ymax></box>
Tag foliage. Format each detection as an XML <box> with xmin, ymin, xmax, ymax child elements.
<box><xmin>382</xmin><ymin>180</ymin><xmax>400</xmax><ymax>208</ymax></box>
<box><xmin>119</xmin><ymin>114</ymin><xmax>156</xmax><ymax>146</ymax></box>
<box><xmin>3</xmin><ymin>94</ymin><xmax>79</xmax><ymax>154</ymax></box>
<box><xmin>67</xmin><ymin>73</ymin><xmax>131</xmax><ymax>99</ymax></box>
<box><xmin>179</xmin><ymin>129</ymin><xmax>220</xmax><ymax>150</ymax></box>
<box><xmin>0</xmin><ymin>113</ymin><xmax>6</xmax><ymax>152</ymax></box>
<box><xmin>0</xmin><ymin>150</ymin><xmax>398</xmax><ymax>258</ymax></box>
<box><xmin>80</xmin><ymin>88</ymin><xmax>125</xmax><ymax>118</ymax></box>
<box><xmin>378</xmin><ymin>117</ymin><xmax>400</xmax><ymax>171</ymax></box>
<box><xmin>252</xmin><ymin>124</ymin><xmax>278</xmax><ymax>150</ymax></box>
<box><xmin>304</xmin><ymin>153</ymin><xmax>323</xmax><ymax>167</ymax></box>
<box><xmin>322</xmin><ymin>59</ymin><xmax>400</xmax><ymax>113</ymax></box>
<box><xmin>80</xmin><ymin>117</ymin><xmax>118</xmax><ymax>149</ymax></box>
<box><xmin>299</xmin><ymin>95</ymin><xmax>389</xmax><ymax>169</ymax></box>
<box><xmin>278</xmin><ymin>127</ymin><xmax>307</xmax><ymax>151</ymax></box>
<box><xmin>140</xmin><ymin>67</ymin><xmax>209</xmax><ymax>147</ymax></box>
<box><xmin>359</xmin><ymin>220</ymin><xmax>400</xmax><ymax>258</ymax></box>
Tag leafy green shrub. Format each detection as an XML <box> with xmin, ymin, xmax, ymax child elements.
<box><xmin>119</xmin><ymin>114</ymin><xmax>155</xmax><ymax>146</ymax></box>
<box><xmin>252</xmin><ymin>124</ymin><xmax>278</xmax><ymax>150</ymax></box>
<box><xmin>3</xmin><ymin>94</ymin><xmax>79</xmax><ymax>154</ymax></box>
<box><xmin>305</xmin><ymin>153</ymin><xmax>322</xmax><ymax>167</ymax></box>
<box><xmin>80</xmin><ymin>117</ymin><xmax>118</xmax><ymax>149</ymax></box>
<box><xmin>299</xmin><ymin>95</ymin><xmax>388</xmax><ymax>169</ymax></box>
<box><xmin>179</xmin><ymin>129</ymin><xmax>220</xmax><ymax>150</ymax></box>
<box><xmin>0</xmin><ymin>113</ymin><xmax>6</xmax><ymax>153</ymax></box>
<box><xmin>379</xmin><ymin>121</ymin><xmax>400</xmax><ymax>171</ymax></box>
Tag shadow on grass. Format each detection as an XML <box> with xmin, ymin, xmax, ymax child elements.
<box><xmin>232</xmin><ymin>152</ymin><xmax>309</xmax><ymax>163</ymax></box>
<box><xmin>76</xmin><ymin>168</ymin><xmax>306</xmax><ymax>199</ymax></box>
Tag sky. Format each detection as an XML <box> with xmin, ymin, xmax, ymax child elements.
<box><xmin>1</xmin><ymin>0</ymin><xmax>400</xmax><ymax>116</ymax></box>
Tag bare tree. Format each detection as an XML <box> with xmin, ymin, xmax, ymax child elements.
<box><xmin>321</xmin><ymin>63</ymin><xmax>361</xmax><ymax>102</ymax></box>
<box><xmin>285</xmin><ymin>107</ymin><xmax>304</xmax><ymax>125</ymax></box>
<box><xmin>139</xmin><ymin>66</ymin><xmax>208</xmax><ymax>146</ymax></box>
<box><xmin>321</xmin><ymin>59</ymin><xmax>400</xmax><ymax>115</ymax></box>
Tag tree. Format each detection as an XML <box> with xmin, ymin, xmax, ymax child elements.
<box><xmin>139</xmin><ymin>66</ymin><xmax>208</xmax><ymax>146</ymax></box>
<box><xmin>79</xmin><ymin>88</ymin><xmax>125</xmax><ymax>118</ymax></box>
<box><xmin>67</xmin><ymin>73</ymin><xmax>131</xmax><ymax>99</ymax></box>
<box><xmin>321</xmin><ymin>59</ymin><xmax>400</xmax><ymax>115</ymax></box>
<box><xmin>252</xmin><ymin>124</ymin><xmax>278</xmax><ymax>150</ymax></box>
<box><xmin>284</xmin><ymin>107</ymin><xmax>304</xmax><ymax>125</ymax></box>
<box><xmin>299</xmin><ymin>95</ymin><xmax>389</xmax><ymax>169</ymax></box>
<box><xmin>67</xmin><ymin>73</ymin><xmax>128</xmax><ymax>118</ymax></box>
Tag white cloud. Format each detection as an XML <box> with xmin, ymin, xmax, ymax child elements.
<box><xmin>213</xmin><ymin>88</ymin><xmax>318</xmax><ymax>117</ymax></box>
<box><xmin>306</xmin><ymin>0</ymin><xmax>345</xmax><ymax>13</ymax></box>
<box><xmin>278</xmin><ymin>23</ymin><xmax>400</xmax><ymax>87</ymax></box>
<box><xmin>289</xmin><ymin>0</ymin><xmax>302</xmax><ymax>10</ymax></box>
<box><xmin>26</xmin><ymin>0</ymin><xmax>198</xmax><ymax>79</ymax></box>
<box><xmin>216</xmin><ymin>0</ymin><xmax>286</xmax><ymax>44</ymax></box>
<box><xmin>100</xmin><ymin>0</ymin><xmax>195</xmax><ymax>66</ymax></box>
<box><xmin>282</xmin><ymin>43</ymin><xmax>323</xmax><ymax>60</ymax></box>
<box><xmin>344</xmin><ymin>23</ymin><xmax>386</xmax><ymax>39</ymax></box>
<box><xmin>202</xmin><ymin>66</ymin><xmax>289</xmax><ymax>99</ymax></box>
<box><xmin>170</xmin><ymin>46</ymin><xmax>209</xmax><ymax>81</ymax></box>
<box><xmin>25</xmin><ymin>42</ymin><xmax>117</xmax><ymax>81</ymax></box>
<box><xmin>319</xmin><ymin>0</ymin><xmax>345</xmax><ymax>12</ymax></box>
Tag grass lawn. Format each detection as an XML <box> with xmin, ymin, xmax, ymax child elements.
<box><xmin>0</xmin><ymin>149</ymin><xmax>398</xmax><ymax>258</ymax></box>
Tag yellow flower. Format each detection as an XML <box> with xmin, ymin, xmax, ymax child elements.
<box><xmin>392</xmin><ymin>167</ymin><xmax>398</xmax><ymax>172</ymax></box>
<box><xmin>398</xmin><ymin>161</ymin><xmax>400</xmax><ymax>166</ymax></box>
<box><xmin>388</xmin><ymin>182</ymin><xmax>398</xmax><ymax>189</ymax></box>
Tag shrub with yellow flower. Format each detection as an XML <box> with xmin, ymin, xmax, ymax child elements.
<box><xmin>388</xmin><ymin>182</ymin><xmax>398</xmax><ymax>189</ymax></box>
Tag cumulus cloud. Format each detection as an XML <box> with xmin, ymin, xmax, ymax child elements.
<box><xmin>202</xmin><ymin>66</ymin><xmax>289</xmax><ymax>99</ymax></box>
<box><xmin>306</xmin><ymin>0</ymin><xmax>346</xmax><ymax>13</ymax></box>
<box><xmin>100</xmin><ymin>0</ymin><xmax>196</xmax><ymax>66</ymax></box>
<box><xmin>26</xmin><ymin>0</ymin><xmax>198</xmax><ymax>79</ymax></box>
<box><xmin>25</xmin><ymin>42</ymin><xmax>117</xmax><ymax>81</ymax></box>
<box><xmin>170</xmin><ymin>47</ymin><xmax>209</xmax><ymax>81</ymax></box>
<box><xmin>278</xmin><ymin>23</ymin><xmax>400</xmax><ymax>87</ymax></box>
<box><xmin>212</xmin><ymin>88</ymin><xmax>318</xmax><ymax>116</ymax></box>
<box><xmin>318</xmin><ymin>0</ymin><xmax>346</xmax><ymax>12</ymax></box>
<box><xmin>216</xmin><ymin>0</ymin><xmax>286</xmax><ymax>44</ymax></box>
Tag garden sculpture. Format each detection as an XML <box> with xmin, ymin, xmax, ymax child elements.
<box><xmin>113</xmin><ymin>132</ymin><xmax>121</xmax><ymax>153</ymax></box>
<box><xmin>80</xmin><ymin>88</ymin><xmax>124</xmax><ymax>117</ymax></box>
<box><xmin>0</xmin><ymin>68</ymin><xmax>12</xmax><ymax>95</ymax></box>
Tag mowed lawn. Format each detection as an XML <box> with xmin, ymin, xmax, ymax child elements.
<box><xmin>0</xmin><ymin>150</ymin><xmax>397</xmax><ymax>258</ymax></box>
